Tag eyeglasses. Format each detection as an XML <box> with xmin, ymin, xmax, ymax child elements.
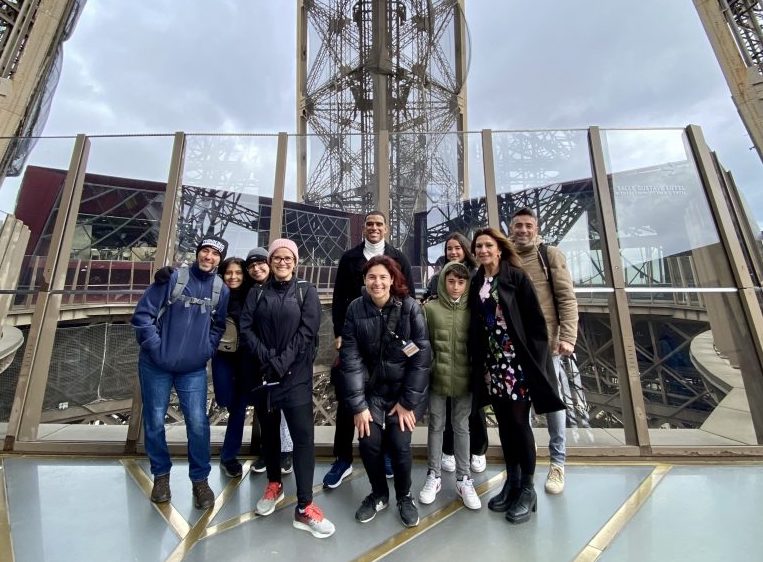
<box><xmin>248</xmin><ymin>261</ymin><xmax>268</xmax><ymax>269</ymax></box>
<box><xmin>271</xmin><ymin>256</ymin><xmax>294</xmax><ymax>264</ymax></box>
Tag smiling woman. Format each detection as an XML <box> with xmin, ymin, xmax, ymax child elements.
<box><xmin>339</xmin><ymin>255</ymin><xmax>431</xmax><ymax>528</ymax></box>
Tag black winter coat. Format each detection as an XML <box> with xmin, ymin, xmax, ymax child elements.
<box><xmin>332</xmin><ymin>242</ymin><xmax>416</xmax><ymax>337</ymax></box>
<box><xmin>239</xmin><ymin>277</ymin><xmax>321</xmax><ymax>408</ymax></box>
<box><xmin>340</xmin><ymin>291</ymin><xmax>431</xmax><ymax>425</ymax></box>
<box><xmin>469</xmin><ymin>260</ymin><xmax>565</xmax><ymax>415</ymax></box>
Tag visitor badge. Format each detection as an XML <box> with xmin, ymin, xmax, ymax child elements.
<box><xmin>401</xmin><ymin>341</ymin><xmax>420</xmax><ymax>357</ymax></box>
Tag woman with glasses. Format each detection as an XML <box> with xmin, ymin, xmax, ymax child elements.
<box><xmin>239</xmin><ymin>238</ymin><xmax>335</xmax><ymax>539</ymax></box>
<box><xmin>469</xmin><ymin>227</ymin><xmax>564</xmax><ymax>524</ymax></box>
<box><xmin>245</xmin><ymin>247</ymin><xmax>294</xmax><ymax>476</ymax></box>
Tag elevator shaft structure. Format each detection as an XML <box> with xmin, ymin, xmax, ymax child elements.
<box><xmin>297</xmin><ymin>0</ymin><xmax>468</xmax><ymax>249</ymax></box>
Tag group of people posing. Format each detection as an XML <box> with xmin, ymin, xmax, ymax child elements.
<box><xmin>131</xmin><ymin>206</ymin><xmax>579</xmax><ymax>540</ymax></box>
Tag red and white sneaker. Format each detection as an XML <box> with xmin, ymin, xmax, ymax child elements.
<box><xmin>255</xmin><ymin>481</ymin><xmax>284</xmax><ymax>516</ymax></box>
<box><xmin>293</xmin><ymin>503</ymin><xmax>336</xmax><ymax>538</ymax></box>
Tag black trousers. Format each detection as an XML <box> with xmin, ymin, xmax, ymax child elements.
<box><xmin>332</xmin><ymin>395</ymin><xmax>356</xmax><ymax>463</ymax></box>
<box><xmin>491</xmin><ymin>397</ymin><xmax>535</xmax><ymax>478</ymax></box>
<box><xmin>358</xmin><ymin>419</ymin><xmax>413</xmax><ymax>501</ymax></box>
<box><xmin>442</xmin><ymin>398</ymin><xmax>489</xmax><ymax>456</ymax></box>
<box><xmin>254</xmin><ymin>396</ymin><xmax>315</xmax><ymax>508</ymax></box>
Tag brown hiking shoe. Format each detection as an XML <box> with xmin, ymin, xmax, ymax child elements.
<box><xmin>192</xmin><ymin>479</ymin><xmax>215</xmax><ymax>510</ymax></box>
<box><xmin>151</xmin><ymin>474</ymin><xmax>171</xmax><ymax>503</ymax></box>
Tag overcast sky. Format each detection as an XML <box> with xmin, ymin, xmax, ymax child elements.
<box><xmin>5</xmin><ymin>0</ymin><xmax>763</xmax><ymax>226</ymax></box>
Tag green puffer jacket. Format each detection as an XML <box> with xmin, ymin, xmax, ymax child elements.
<box><xmin>422</xmin><ymin>262</ymin><xmax>471</xmax><ymax>398</ymax></box>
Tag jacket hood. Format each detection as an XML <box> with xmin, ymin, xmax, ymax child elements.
<box><xmin>437</xmin><ymin>261</ymin><xmax>470</xmax><ymax>310</ymax></box>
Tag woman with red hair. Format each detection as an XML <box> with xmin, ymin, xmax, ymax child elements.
<box><xmin>340</xmin><ymin>255</ymin><xmax>431</xmax><ymax>528</ymax></box>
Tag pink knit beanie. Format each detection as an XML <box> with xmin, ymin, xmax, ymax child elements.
<box><xmin>268</xmin><ymin>238</ymin><xmax>299</xmax><ymax>262</ymax></box>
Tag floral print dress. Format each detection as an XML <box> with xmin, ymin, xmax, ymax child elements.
<box><xmin>479</xmin><ymin>276</ymin><xmax>530</xmax><ymax>401</ymax></box>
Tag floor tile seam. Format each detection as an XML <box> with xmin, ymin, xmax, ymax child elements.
<box><xmin>191</xmin><ymin>467</ymin><xmax>368</xmax><ymax>544</ymax></box>
<box><xmin>121</xmin><ymin>459</ymin><xmax>191</xmax><ymax>538</ymax></box>
<box><xmin>355</xmin><ymin>470</ymin><xmax>507</xmax><ymax>562</ymax></box>
<box><xmin>0</xmin><ymin>459</ymin><xmax>14</xmax><ymax>562</ymax></box>
<box><xmin>572</xmin><ymin>463</ymin><xmax>672</xmax><ymax>562</ymax></box>
<box><xmin>163</xmin><ymin>459</ymin><xmax>271</xmax><ymax>561</ymax></box>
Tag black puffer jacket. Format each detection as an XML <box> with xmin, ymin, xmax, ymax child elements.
<box><xmin>239</xmin><ymin>277</ymin><xmax>321</xmax><ymax>408</ymax></box>
<box><xmin>469</xmin><ymin>260</ymin><xmax>565</xmax><ymax>415</ymax></box>
<box><xmin>340</xmin><ymin>291</ymin><xmax>431</xmax><ymax>425</ymax></box>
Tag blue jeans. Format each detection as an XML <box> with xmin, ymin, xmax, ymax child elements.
<box><xmin>546</xmin><ymin>355</ymin><xmax>567</xmax><ymax>465</ymax></box>
<box><xmin>138</xmin><ymin>355</ymin><xmax>211</xmax><ymax>481</ymax></box>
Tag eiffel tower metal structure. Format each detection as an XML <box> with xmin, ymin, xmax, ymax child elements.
<box><xmin>296</xmin><ymin>0</ymin><xmax>469</xmax><ymax>251</ymax></box>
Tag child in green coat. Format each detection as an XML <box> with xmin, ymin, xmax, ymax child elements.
<box><xmin>419</xmin><ymin>262</ymin><xmax>481</xmax><ymax>509</ymax></box>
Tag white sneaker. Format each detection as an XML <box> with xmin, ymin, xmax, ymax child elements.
<box><xmin>441</xmin><ymin>454</ymin><xmax>456</xmax><ymax>473</ymax></box>
<box><xmin>470</xmin><ymin>454</ymin><xmax>487</xmax><ymax>473</ymax></box>
<box><xmin>418</xmin><ymin>471</ymin><xmax>442</xmax><ymax>505</ymax></box>
<box><xmin>545</xmin><ymin>463</ymin><xmax>565</xmax><ymax>494</ymax></box>
<box><xmin>456</xmin><ymin>476</ymin><xmax>481</xmax><ymax>510</ymax></box>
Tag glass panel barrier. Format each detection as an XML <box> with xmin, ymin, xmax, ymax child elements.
<box><xmin>284</xmin><ymin>133</ymin><xmax>374</xmax><ymax>425</ymax></box>
<box><xmin>177</xmin><ymin>134</ymin><xmax>279</xmax><ymax>436</ymax></box>
<box><xmin>492</xmin><ymin>129</ymin><xmax>605</xmax><ymax>287</ymax></box>
<box><xmin>628</xmin><ymin>289</ymin><xmax>761</xmax><ymax>446</ymax></box>
<box><xmin>0</xmin><ymin>136</ymin><xmax>78</xmax><ymax>434</ymax></box>
<box><xmin>555</xmin><ymin>290</ymin><xmax>626</xmax><ymax>447</ymax></box>
<box><xmin>602</xmin><ymin>128</ymin><xmax>734</xmax><ymax>289</ymax></box>
<box><xmin>0</xmin><ymin>136</ymin><xmax>79</xmax><ymax>306</ymax></box>
<box><xmin>37</xmin><ymin>135</ymin><xmax>174</xmax><ymax>438</ymax></box>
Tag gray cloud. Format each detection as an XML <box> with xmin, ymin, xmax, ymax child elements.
<box><xmin>28</xmin><ymin>0</ymin><xmax>763</xmax><ymax>223</ymax></box>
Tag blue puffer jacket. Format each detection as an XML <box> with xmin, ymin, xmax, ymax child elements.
<box><xmin>132</xmin><ymin>263</ymin><xmax>229</xmax><ymax>372</ymax></box>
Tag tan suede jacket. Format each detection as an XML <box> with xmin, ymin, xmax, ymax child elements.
<box><xmin>514</xmin><ymin>238</ymin><xmax>578</xmax><ymax>352</ymax></box>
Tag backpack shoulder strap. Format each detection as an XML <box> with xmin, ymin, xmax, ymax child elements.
<box><xmin>211</xmin><ymin>275</ymin><xmax>223</xmax><ymax>312</ymax></box>
<box><xmin>157</xmin><ymin>267</ymin><xmax>188</xmax><ymax>321</ymax></box>
<box><xmin>295</xmin><ymin>279</ymin><xmax>310</xmax><ymax>309</ymax></box>
<box><xmin>538</xmin><ymin>243</ymin><xmax>559</xmax><ymax>319</ymax></box>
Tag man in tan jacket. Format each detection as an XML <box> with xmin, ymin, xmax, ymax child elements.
<box><xmin>510</xmin><ymin>207</ymin><xmax>578</xmax><ymax>494</ymax></box>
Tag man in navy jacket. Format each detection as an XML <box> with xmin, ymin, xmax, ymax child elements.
<box><xmin>131</xmin><ymin>236</ymin><xmax>230</xmax><ymax>509</ymax></box>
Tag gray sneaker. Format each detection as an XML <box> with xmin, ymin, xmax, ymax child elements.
<box><xmin>256</xmin><ymin>481</ymin><xmax>284</xmax><ymax>516</ymax></box>
<box><xmin>151</xmin><ymin>473</ymin><xmax>171</xmax><ymax>503</ymax></box>
<box><xmin>293</xmin><ymin>503</ymin><xmax>336</xmax><ymax>538</ymax></box>
<box><xmin>192</xmin><ymin>479</ymin><xmax>214</xmax><ymax>510</ymax></box>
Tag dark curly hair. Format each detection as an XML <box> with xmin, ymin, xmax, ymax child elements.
<box><xmin>363</xmin><ymin>255</ymin><xmax>409</xmax><ymax>298</ymax></box>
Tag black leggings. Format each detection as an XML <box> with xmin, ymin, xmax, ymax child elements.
<box><xmin>358</xmin><ymin>420</ymin><xmax>413</xmax><ymax>501</ymax></box>
<box><xmin>332</xmin><ymin>393</ymin><xmax>356</xmax><ymax>463</ymax></box>
<box><xmin>492</xmin><ymin>398</ymin><xmax>535</xmax><ymax>479</ymax></box>
<box><xmin>255</xmin><ymin>398</ymin><xmax>315</xmax><ymax>508</ymax></box>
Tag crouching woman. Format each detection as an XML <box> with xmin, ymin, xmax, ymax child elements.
<box><xmin>340</xmin><ymin>255</ymin><xmax>431</xmax><ymax>528</ymax></box>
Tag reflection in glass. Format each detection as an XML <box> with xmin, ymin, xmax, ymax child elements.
<box><xmin>603</xmin><ymin>129</ymin><xmax>734</xmax><ymax>288</ymax></box>
<box><xmin>492</xmin><ymin>130</ymin><xmax>604</xmax><ymax>287</ymax></box>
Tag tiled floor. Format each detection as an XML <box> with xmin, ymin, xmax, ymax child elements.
<box><xmin>1</xmin><ymin>456</ymin><xmax>761</xmax><ymax>561</ymax></box>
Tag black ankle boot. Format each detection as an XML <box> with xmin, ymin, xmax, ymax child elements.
<box><xmin>488</xmin><ymin>479</ymin><xmax>512</xmax><ymax>512</ymax></box>
<box><xmin>506</xmin><ymin>476</ymin><xmax>537</xmax><ymax>524</ymax></box>
<box><xmin>489</xmin><ymin>466</ymin><xmax>521</xmax><ymax>512</ymax></box>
